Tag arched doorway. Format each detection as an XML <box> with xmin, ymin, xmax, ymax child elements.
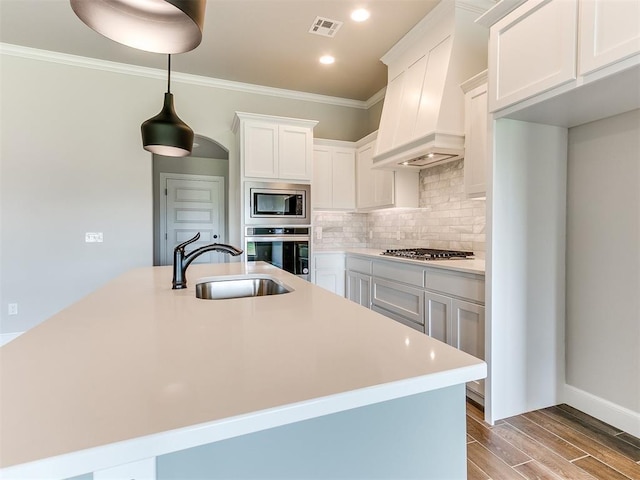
<box><xmin>152</xmin><ymin>135</ymin><xmax>230</xmax><ymax>266</ymax></box>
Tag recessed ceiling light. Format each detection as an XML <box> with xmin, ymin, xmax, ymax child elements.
<box><xmin>319</xmin><ymin>55</ymin><xmax>335</xmax><ymax>65</ymax></box>
<box><xmin>351</xmin><ymin>8</ymin><xmax>370</xmax><ymax>22</ymax></box>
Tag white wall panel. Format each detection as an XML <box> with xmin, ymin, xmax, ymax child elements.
<box><xmin>488</xmin><ymin>118</ymin><xmax>567</xmax><ymax>422</ymax></box>
<box><xmin>566</xmin><ymin>109</ymin><xmax>640</xmax><ymax>415</ymax></box>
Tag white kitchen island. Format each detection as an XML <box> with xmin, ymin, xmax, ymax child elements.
<box><xmin>0</xmin><ymin>262</ymin><xmax>485</xmax><ymax>480</ymax></box>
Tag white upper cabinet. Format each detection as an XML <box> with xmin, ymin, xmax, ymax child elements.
<box><xmin>242</xmin><ymin>120</ymin><xmax>279</xmax><ymax>179</ymax></box>
<box><xmin>356</xmin><ymin>139</ymin><xmax>392</xmax><ymax>209</ymax></box>
<box><xmin>578</xmin><ymin>0</ymin><xmax>640</xmax><ymax>76</ymax></box>
<box><xmin>461</xmin><ymin>71</ymin><xmax>488</xmax><ymax>198</ymax></box>
<box><xmin>489</xmin><ymin>0</ymin><xmax>578</xmax><ymax>112</ymax></box>
<box><xmin>233</xmin><ymin>112</ymin><xmax>317</xmax><ymax>182</ymax></box>
<box><xmin>486</xmin><ymin>0</ymin><xmax>640</xmax><ymax>115</ymax></box>
<box><xmin>279</xmin><ymin>124</ymin><xmax>314</xmax><ymax>180</ymax></box>
<box><xmin>357</xmin><ymin>136</ymin><xmax>419</xmax><ymax>210</ymax></box>
<box><xmin>313</xmin><ymin>140</ymin><xmax>356</xmax><ymax>210</ymax></box>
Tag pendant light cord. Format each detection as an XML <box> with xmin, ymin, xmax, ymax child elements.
<box><xmin>167</xmin><ymin>54</ymin><xmax>172</xmax><ymax>94</ymax></box>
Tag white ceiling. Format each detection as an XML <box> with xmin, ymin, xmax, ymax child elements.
<box><xmin>0</xmin><ymin>0</ymin><xmax>441</xmax><ymax>101</ymax></box>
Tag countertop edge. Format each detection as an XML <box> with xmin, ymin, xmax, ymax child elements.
<box><xmin>314</xmin><ymin>248</ymin><xmax>486</xmax><ymax>275</ymax></box>
<box><xmin>1</xmin><ymin>363</ymin><xmax>486</xmax><ymax>480</ymax></box>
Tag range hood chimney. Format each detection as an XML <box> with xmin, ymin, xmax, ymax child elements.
<box><xmin>373</xmin><ymin>0</ymin><xmax>492</xmax><ymax>170</ymax></box>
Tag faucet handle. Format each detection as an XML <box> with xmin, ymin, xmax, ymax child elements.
<box><xmin>175</xmin><ymin>232</ymin><xmax>200</xmax><ymax>252</ymax></box>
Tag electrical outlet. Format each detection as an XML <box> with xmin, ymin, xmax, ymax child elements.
<box><xmin>396</xmin><ymin>231</ymin><xmax>401</xmax><ymax>240</ymax></box>
<box><xmin>8</xmin><ymin>303</ymin><xmax>18</xmax><ymax>316</ymax></box>
<box><xmin>369</xmin><ymin>230</ymin><xmax>373</xmax><ymax>239</ymax></box>
<box><xmin>85</xmin><ymin>232</ymin><xmax>103</xmax><ymax>243</ymax></box>
<box><xmin>316</xmin><ymin>227</ymin><xmax>322</xmax><ymax>240</ymax></box>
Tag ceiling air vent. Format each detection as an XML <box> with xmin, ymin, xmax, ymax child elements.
<box><xmin>308</xmin><ymin>16</ymin><xmax>343</xmax><ymax>37</ymax></box>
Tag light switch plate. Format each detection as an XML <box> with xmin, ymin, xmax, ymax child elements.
<box><xmin>85</xmin><ymin>232</ymin><xmax>103</xmax><ymax>243</ymax></box>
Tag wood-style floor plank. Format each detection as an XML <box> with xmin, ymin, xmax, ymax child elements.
<box><xmin>542</xmin><ymin>406</ymin><xmax>640</xmax><ymax>462</ymax></box>
<box><xmin>505</xmin><ymin>412</ymin><xmax>587</xmax><ymax>461</ymax></box>
<box><xmin>523</xmin><ymin>410</ymin><xmax>640</xmax><ymax>480</ymax></box>
<box><xmin>514</xmin><ymin>460</ymin><xmax>564</xmax><ymax>480</ymax></box>
<box><xmin>467</xmin><ymin>416</ymin><xmax>531</xmax><ymax>467</ymax></box>
<box><xmin>467</xmin><ymin>441</ymin><xmax>528</xmax><ymax>480</ymax></box>
<box><xmin>466</xmin><ymin>401</ymin><xmax>640</xmax><ymax>480</ymax></box>
<box><xmin>618</xmin><ymin>433</ymin><xmax>640</xmax><ymax>450</ymax></box>
<box><xmin>467</xmin><ymin>455</ymin><xmax>490</xmax><ymax>480</ymax></box>
<box><xmin>492</xmin><ymin>423</ymin><xmax>597</xmax><ymax>480</ymax></box>
<box><xmin>573</xmin><ymin>455</ymin><xmax>635</xmax><ymax>480</ymax></box>
<box><xmin>467</xmin><ymin>400</ymin><xmax>488</xmax><ymax>425</ymax></box>
<box><xmin>557</xmin><ymin>404</ymin><xmax>623</xmax><ymax>435</ymax></box>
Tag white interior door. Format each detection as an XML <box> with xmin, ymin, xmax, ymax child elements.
<box><xmin>160</xmin><ymin>174</ymin><xmax>225</xmax><ymax>266</ymax></box>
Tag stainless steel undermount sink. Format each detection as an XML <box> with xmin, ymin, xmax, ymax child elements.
<box><xmin>195</xmin><ymin>275</ymin><xmax>293</xmax><ymax>300</ymax></box>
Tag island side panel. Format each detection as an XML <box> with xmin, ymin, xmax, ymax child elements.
<box><xmin>157</xmin><ymin>385</ymin><xmax>467</xmax><ymax>479</ymax></box>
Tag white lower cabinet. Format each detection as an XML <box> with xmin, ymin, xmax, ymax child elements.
<box><xmin>315</xmin><ymin>270</ymin><xmax>346</xmax><ymax>296</ymax></box>
<box><xmin>313</xmin><ymin>253</ymin><xmax>346</xmax><ymax>296</ymax></box>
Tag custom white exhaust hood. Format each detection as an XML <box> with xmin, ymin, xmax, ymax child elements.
<box><xmin>373</xmin><ymin>0</ymin><xmax>492</xmax><ymax>170</ymax></box>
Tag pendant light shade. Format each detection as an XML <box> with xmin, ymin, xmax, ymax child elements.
<box><xmin>142</xmin><ymin>93</ymin><xmax>194</xmax><ymax>157</ymax></box>
<box><xmin>141</xmin><ymin>55</ymin><xmax>194</xmax><ymax>157</ymax></box>
<box><xmin>70</xmin><ymin>0</ymin><xmax>206</xmax><ymax>54</ymax></box>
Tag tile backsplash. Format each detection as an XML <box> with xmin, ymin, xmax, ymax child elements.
<box><xmin>312</xmin><ymin>212</ymin><xmax>368</xmax><ymax>249</ymax></box>
<box><xmin>313</xmin><ymin>159</ymin><xmax>486</xmax><ymax>258</ymax></box>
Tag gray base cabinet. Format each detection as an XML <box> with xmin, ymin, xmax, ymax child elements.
<box><xmin>451</xmin><ymin>299</ymin><xmax>485</xmax><ymax>399</ymax></box>
<box><xmin>347</xmin><ymin>254</ymin><xmax>485</xmax><ymax>402</ymax></box>
<box><xmin>345</xmin><ymin>256</ymin><xmax>373</xmax><ymax>308</ymax></box>
<box><xmin>425</xmin><ymin>291</ymin><xmax>452</xmax><ymax>344</ymax></box>
<box><xmin>371</xmin><ymin>277</ymin><xmax>424</xmax><ymax>329</ymax></box>
<box><xmin>346</xmin><ymin>272</ymin><xmax>371</xmax><ymax>308</ymax></box>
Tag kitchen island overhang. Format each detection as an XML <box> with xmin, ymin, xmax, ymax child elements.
<box><xmin>0</xmin><ymin>262</ymin><xmax>486</xmax><ymax>479</ymax></box>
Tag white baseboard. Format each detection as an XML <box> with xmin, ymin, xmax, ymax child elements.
<box><xmin>0</xmin><ymin>331</ymin><xmax>24</xmax><ymax>347</ymax></box>
<box><xmin>563</xmin><ymin>384</ymin><xmax>640</xmax><ymax>437</ymax></box>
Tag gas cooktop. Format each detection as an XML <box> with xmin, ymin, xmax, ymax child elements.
<box><xmin>381</xmin><ymin>248</ymin><xmax>474</xmax><ymax>260</ymax></box>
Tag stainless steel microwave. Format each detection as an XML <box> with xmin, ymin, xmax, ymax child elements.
<box><xmin>245</xmin><ymin>181</ymin><xmax>311</xmax><ymax>225</ymax></box>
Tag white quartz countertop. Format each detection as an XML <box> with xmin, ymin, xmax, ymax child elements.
<box><xmin>0</xmin><ymin>262</ymin><xmax>485</xmax><ymax>479</ymax></box>
<box><xmin>316</xmin><ymin>248</ymin><xmax>486</xmax><ymax>275</ymax></box>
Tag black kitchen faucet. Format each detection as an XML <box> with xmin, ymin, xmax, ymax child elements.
<box><xmin>172</xmin><ymin>232</ymin><xmax>243</xmax><ymax>289</ymax></box>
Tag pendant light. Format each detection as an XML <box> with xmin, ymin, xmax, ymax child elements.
<box><xmin>141</xmin><ymin>54</ymin><xmax>194</xmax><ymax>157</ymax></box>
<box><xmin>70</xmin><ymin>0</ymin><xmax>206</xmax><ymax>54</ymax></box>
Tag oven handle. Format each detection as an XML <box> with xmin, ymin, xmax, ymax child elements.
<box><xmin>244</xmin><ymin>236</ymin><xmax>310</xmax><ymax>242</ymax></box>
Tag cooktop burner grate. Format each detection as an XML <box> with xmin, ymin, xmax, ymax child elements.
<box><xmin>381</xmin><ymin>248</ymin><xmax>474</xmax><ymax>260</ymax></box>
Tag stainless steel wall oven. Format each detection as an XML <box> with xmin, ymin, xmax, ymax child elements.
<box><xmin>245</xmin><ymin>227</ymin><xmax>310</xmax><ymax>280</ymax></box>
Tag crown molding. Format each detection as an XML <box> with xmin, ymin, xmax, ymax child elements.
<box><xmin>0</xmin><ymin>43</ymin><xmax>374</xmax><ymax>110</ymax></box>
<box><xmin>365</xmin><ymin>87</ymin><xmax>386</xmax><ymax>109</ymax></box>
